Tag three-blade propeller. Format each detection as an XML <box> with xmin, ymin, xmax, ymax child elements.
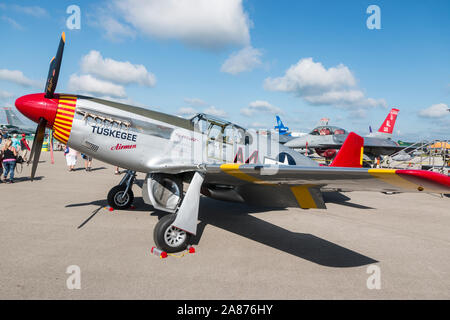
<box><xmin>28</xmin><ymin>32</ymin><xmax>65</xmax><ymax>181</ymax></box>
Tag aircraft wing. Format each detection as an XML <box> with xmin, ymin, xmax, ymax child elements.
<box><xmin>201</xmin><ymin>163</ymin><xmax>450</xmax><ymax>209</ymax></box>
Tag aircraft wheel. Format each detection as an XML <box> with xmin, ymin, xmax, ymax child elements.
<box><xmin>153</xmin><ymin>214</ymin><xmax>191</xmax><ymax>253</ymax></box>
<box><xmin>107</xmin><ymin>185</ymin><xmax>134</xmax><ymax>209</ymax></box>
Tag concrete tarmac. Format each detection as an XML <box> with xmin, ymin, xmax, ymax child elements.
<box><xmin>0</xmin><ymin>151</ymin><xmax>449</xmax><ymax>299</ymax></box>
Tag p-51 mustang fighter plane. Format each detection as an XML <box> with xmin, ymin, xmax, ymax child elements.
<box><xmin>15</xmin><ymin>33</ymin><xmax>450</xmax><ymax>253</ymax></box>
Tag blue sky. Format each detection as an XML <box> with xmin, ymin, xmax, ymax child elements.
<box><xmin>0</xmin><ymin>0</ymin><xmax>449</xmax><ymax>141</ymax></box>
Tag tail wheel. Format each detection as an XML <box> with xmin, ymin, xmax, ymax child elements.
<box><xmin>153</xmin><ymin>214</ymin><xmax>191</xmax><ymax>253</ymax></box>
<box><xmin>107</xmin><ymin>185</ymin><xmax>134</xmax><ymax>209</ymax></box>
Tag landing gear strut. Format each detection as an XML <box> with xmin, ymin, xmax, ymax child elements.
<box><xmin>152</xmin><ymin>172</ymin><xmax>205</xmax><ymax>252</ymax></box>
<box><xmin>107</xmin><ymin>170</ymin><xmax>136</xmax><ymax>209</ymax></box>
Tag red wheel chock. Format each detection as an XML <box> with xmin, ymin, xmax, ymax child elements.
<box><xmin>150</xmin><ymin>245</ymin><xmax>196</xmax><ymax>259</ymax></box>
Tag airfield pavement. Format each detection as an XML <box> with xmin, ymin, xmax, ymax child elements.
<box><xmin>0</xmin><ymin>151</ymin><xmax>449</xmax><ymax>300</ymax></box>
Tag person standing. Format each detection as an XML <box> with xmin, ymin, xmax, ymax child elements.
<box><xmin>65</xmin><ymin>147</ymin><xmax>79</xmax><ymax>171</ymax></box>
<box><xmin>82</xmin><ymin>153</ymin><xmax>93</xmax><ymax>172</ymax></box>
<box><xmin>2</xmin><ymin>139</ymin><xmax>18</xmax><ymax>183</ymax></box>
<box><xmin>20</xmin><ymin>134</ymin><xmax>30</xmax><ymax>162</ymax></box>
<box><xmin>11</xmin><ymin>134</ymin><xmax>21</xmax><ymax>153</ymax></box>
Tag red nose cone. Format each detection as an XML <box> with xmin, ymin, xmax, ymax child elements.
<box><xmin>15</xmin><ymin>93</ymin><xmax>58</xmax><ymax>128</ymax></box>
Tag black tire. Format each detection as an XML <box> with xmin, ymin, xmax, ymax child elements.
<box><xmin>153</xmin><ymin>214</ymin><xmax>191</xmax><ymax>253</ymax></box>
<box><xmin>107</xmin><ymin>184</ymin><xmax>134</xmax><ymax>209</ymax></box>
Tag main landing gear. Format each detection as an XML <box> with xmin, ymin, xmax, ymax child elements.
<box><xmin>107</xmin><ymin>170</ymin><xmax>136</xmax><ymax>209</ymax></box>
<box><xmin>153</xmin><ymin>214</ymin><xmax>191</xmax><ymax>253</ymax></box>
<box><xmin>152</xmin><ymin>172</ymin><xmax>205</xmax><ymax>253</ymax></box>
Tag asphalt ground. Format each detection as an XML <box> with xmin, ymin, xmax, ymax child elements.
<box><xmin>0</xmin><ymin>151</ymin><xmax>449</xmax><ymax>299</ymax></box>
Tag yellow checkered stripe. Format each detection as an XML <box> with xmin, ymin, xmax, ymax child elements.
<box><xmin>52</xmin><ymin>95</ymin><xmax>77</xmax><ymax>144</ymax></box>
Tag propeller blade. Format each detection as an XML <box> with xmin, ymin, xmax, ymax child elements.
<box><xmin>44</xmin><ymin>32</ymin><xmax>65</xmax><ymax>98</ymax></box>
<box><xmin>30</xmin><ymin>118</ymin><xmax>47</xmax><ymax>181</ymax></box>
<box><xmin>27</xmin><ymin>122</ymin><xmax>41</xmax><ymax>165</ymax></box>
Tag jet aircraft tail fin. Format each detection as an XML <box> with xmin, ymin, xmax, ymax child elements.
<box><xmin>274</xmin><ymin>115</ymin><xmax>289</xmax><ymax>135</ymax></box>
<box><xmin>330</xmin><ymin>132</ymin><xmax>364</xmax><ymax>168</ymax></box>
<box><xmin>369</xmin><ymin>108</ymin><xmax>399</xmax><ymax>138</ymax></box>
<box><xmin>4</xmin><ymin>107</ymin><xmax>25</xmax><ymax>127</ymax></box>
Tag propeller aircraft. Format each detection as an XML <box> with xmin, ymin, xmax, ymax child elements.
<box><xmin>15</xmin><ymin>33</ymin><xmax>450</xmax><ymax>253</ymax></box>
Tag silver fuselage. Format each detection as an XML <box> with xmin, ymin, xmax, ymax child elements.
<box><xmin>64</xmin><ymin>96</ymin><xmax>317</xmax><ymax>173</ymax></box>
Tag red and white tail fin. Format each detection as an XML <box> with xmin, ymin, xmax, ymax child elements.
<box><xmin>370</xmin><ymin>108</ymin><xmax>399</xmax><ymax>138</ymax></box>
<box><xmin>330</xmin><ymin>132</ymin><xmax>364</xmax><ymax>168</ymax></box>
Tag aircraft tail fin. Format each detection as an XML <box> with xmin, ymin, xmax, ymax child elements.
<box><xmin>3</xmin><ymin>107</ymin><xmax>25</xmax><ymax>127</ymax></box>
<box><xmin>330</xmin><ymin>132</ymin><xmax>364</xmax><ymax>168</ymax></box>
<box><xmin>375</xmin><ymin>108</ymin><xmax>399</xmax><ymax>137</ymax></box>
<box><xmin>274</xmin><ymin>115</ymin><xmax>289</xmax><ymax>134</ymax></box>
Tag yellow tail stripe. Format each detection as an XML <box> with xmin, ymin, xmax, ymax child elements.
<box><xmin>360</xmin><ymin>147</ymin><xmax>364</xmax><ymax>166</ymax></box>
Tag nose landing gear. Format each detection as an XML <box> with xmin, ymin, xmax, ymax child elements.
<box><xmin>107</xmin><ymin>170</ymin><xmax>136</xmax><ymax>209</ymax></box>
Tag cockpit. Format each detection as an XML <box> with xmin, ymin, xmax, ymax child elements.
<box><xmin>190</xmin><ymin>113</ymin><xmax>248</xmax><ymax>144</ymax></box>
<box><xmin>309</xmin><ymin>125</ymin><xmax>347</xmax><ymax>136</ymax></box>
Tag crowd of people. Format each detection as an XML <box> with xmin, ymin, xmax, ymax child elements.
<box><xmin>1</xmin><ymin>129</ymin><xmax>121</xmax><ymax>184</ymax></box>
<box><xmin>0</xmin><ymin>130</ymin><xmax>30</xmax><ymax>183</ymax></box>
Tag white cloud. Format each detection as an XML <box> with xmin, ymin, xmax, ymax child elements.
<box><xmin>349</xmin><ymin>108</ymin><xmax>367</xmax><ymax>119</ymax></box>
<box><xmin>204</xmin><ymin>106</ymin><xmax>227</xmax><ymax>118</ymax></box>
<box><xmin>80</xmin><ymin>50</ymin><xmax>156</xmax><ymax>87</ymax></box>
<box><xmin>418</xmin><ymin>103</ymin><xmax>449</xmax><ymax>118</ymax></box>
<box><xmin>241</xmin><ymin>100</ymin><xmax>283</xmax><ymax>117</ymax></box>
<box><xmin>184</xmin><ymin>98</ymin><xmax>208</xmax><ymax>107</ymax></box>
<box><xmin>0</xmin><ymin>69</ymin><xmax>41</xmax><ymax>87</ymax></box>
<box><xmin>248</xmin><ymin>122</ymin><xmax>268</xmax><ymax>129</ymax></box>
<box><xmin>264</xmin><ymin>57</ymin><xmax>386</xmax><ymax>108</ymax></box>
<box><xmin>11</xmin><ymin>5</ymin><xmax>48</xmax><ymax>18</ymax></box>
<box><xmin>1</xmin><ymin>16</ymin><xmax>23</xmax><ymax>30</ymax></box>
<box><xmin>97</xmin><ymin>15</ymin><xmax>137</xmax><ymax>42</ymax></box>
<box><xmin>68</xmin><ymin>74</ymin><xmax>127</xmax><ymax>98</ymax></box>
<box><xmin>104</xmin><ymin>0</ymin><xmax>251</xmax><ymax>49</ymax></box>
<box><xmin>178</xmin><ymin>99</ymin><xmax>227</xmax><ymax>118</ymax></box>
<box><xmin>221</xmin><ymin>46</ymin><xmax>262</xmax><ymax>75</ymax></box>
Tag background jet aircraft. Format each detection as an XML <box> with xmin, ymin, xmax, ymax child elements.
<box><xmin>0</xmin><ymin>107</ymin><xmax>36</xmax><ymax>135</ymax></box>
<box><xmin>284</xmin><ymin>108</ymin><xmax>404</xmax><ymax>160</ymax></box>
<box><xmin>14</xmin><ymin>33</ymin><xmax>450</xmax><ymax>253</ymax></box>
